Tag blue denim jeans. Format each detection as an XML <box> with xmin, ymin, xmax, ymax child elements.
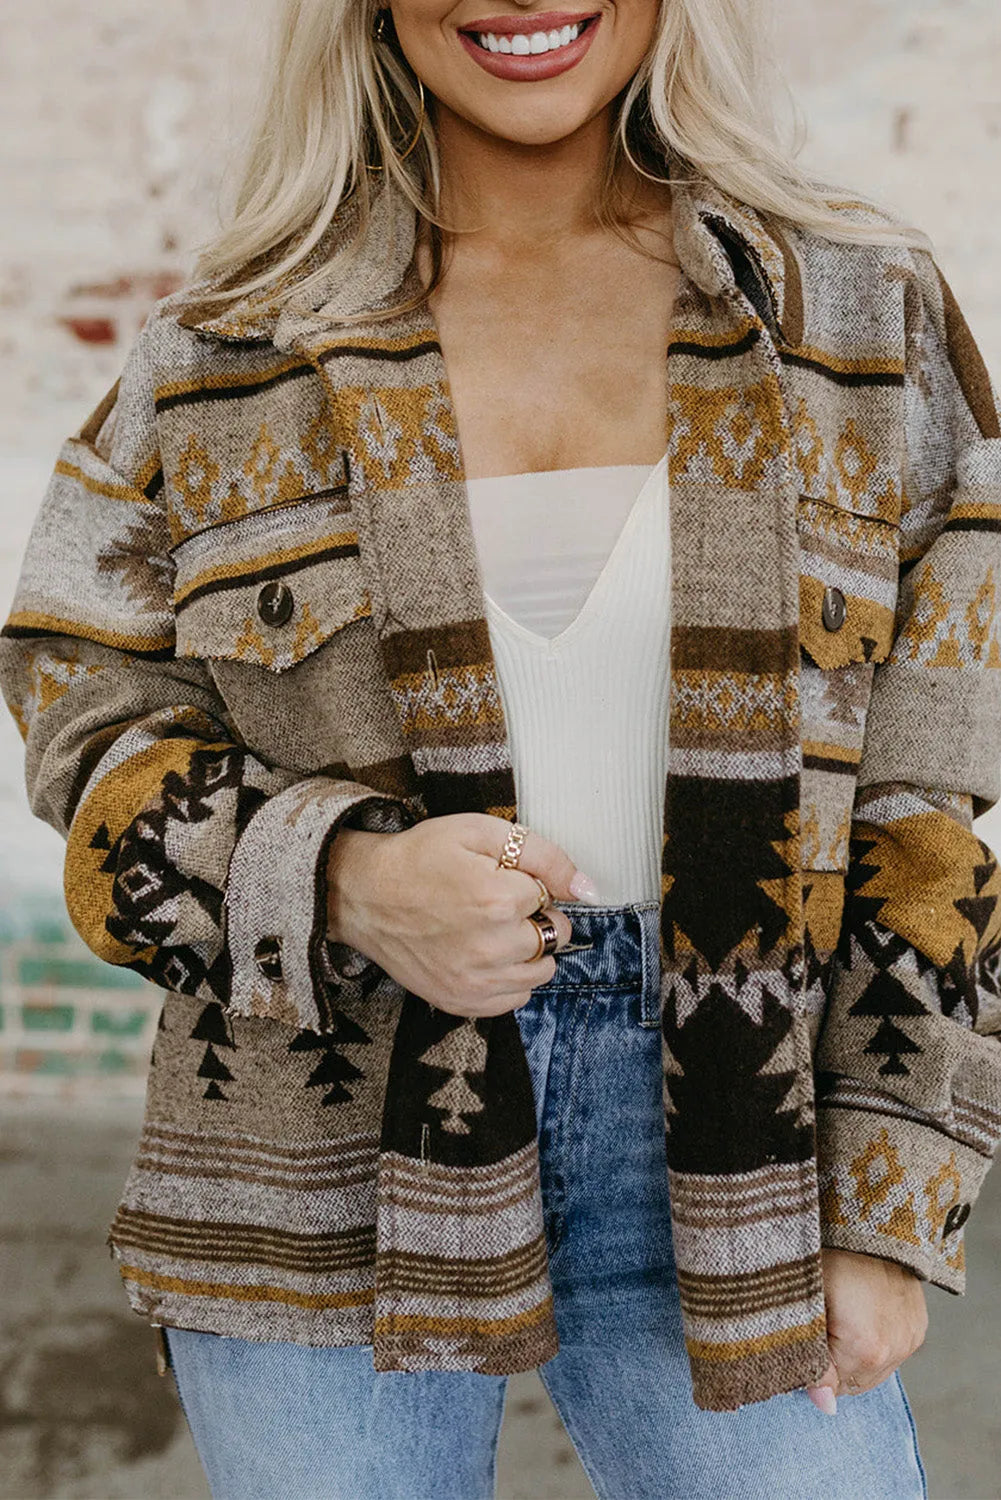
<box><xmin>164</xmin><ymin>900</ymin><xmax>929</xmax><ymax>1500</ymax></box>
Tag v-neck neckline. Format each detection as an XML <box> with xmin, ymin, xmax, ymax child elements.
<box><xmin>482</xmin><ymin>450</ymin><xmax>668</xmax><ymax>651</ymax></box>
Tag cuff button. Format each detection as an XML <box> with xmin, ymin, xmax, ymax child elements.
<box><xmin>254</xmin><ymin>935</ymin><xmax>284</xmax><ymax>981</ymax></box>
<box><xmin>943</xmin><ymin>1201</ymin><xmax>971</xmax><ymax>1237</ymax></box>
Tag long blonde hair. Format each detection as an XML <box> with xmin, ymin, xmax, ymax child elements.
<box><xmin>193</xmin><ymin>0</ymin><xmax>934</xmax><ymax>320</ymax></box>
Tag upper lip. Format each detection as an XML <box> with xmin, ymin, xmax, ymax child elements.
<box><xmin>459</xmin><ymin>10</ymin><xmax>599</xmax><ymax>35</ymax></box>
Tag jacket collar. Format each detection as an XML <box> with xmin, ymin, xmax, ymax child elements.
<box><xmin>175</xmin><ymin>150</ymin><xmax>804</xmax><ymax>350</ymax></box>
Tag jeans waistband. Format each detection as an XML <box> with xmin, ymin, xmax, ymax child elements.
<box><xmin>541</xmin><ymin>899</ymin><xmax>661</xmax><ymax>1025</ymax></box>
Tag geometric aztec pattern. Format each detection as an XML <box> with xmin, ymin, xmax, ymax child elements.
<box><xmin>2</xmin><ymin>156</ymin><xmax>1001</xmax><ymax>1412</ymax></box>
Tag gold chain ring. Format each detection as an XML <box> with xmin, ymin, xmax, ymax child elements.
<box><xmin>498</xmin><ymin>821</ymin><xmax>529</xmax><ymax>869</ymax></box>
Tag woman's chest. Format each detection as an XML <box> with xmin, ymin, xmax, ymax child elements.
<box><xmin>425</xmin><ymin>255</ymin><xmax>681</xmax><ymax>477</ymax></box>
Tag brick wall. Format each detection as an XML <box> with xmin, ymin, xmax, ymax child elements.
<box><xmin>2</xmin><ymin>0</ymin><xmax>1000</xmax><ymax>1094</ymax></box>
<box><xmin>0</xmin><ymin>891</ymin><xmax>155</xmax><ymax>1098</ymax></box>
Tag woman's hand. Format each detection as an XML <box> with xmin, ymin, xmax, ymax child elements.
<box><xmin>806</xmin><ymin>1247</ymin><xmax>929</xmax><ymax>1414</ymax></box>
<box><xmin>325</xmin><ymin>812</ymin><xmax>599</xmax><ymax>1018</ymax></box>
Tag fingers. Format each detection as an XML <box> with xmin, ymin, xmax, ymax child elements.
<box><xmin>478</xmin><ymin>833</ymin><xmax>576</xmax><ymax>951</ymax></box>
<box><xmin>826</xmin><ymin>1328</ymin><xmax>921</xmax><ymax>1399</ymax></box>
<box><xmin>493</xmin><ymin>863</ymin><xmax>561</xmax><ymax>922</ymax></box>
<box><xmin>464</xmin><ymin>813</ymin><xmax>594</xmax><ymax>905</ymax></box>
<box><xmin>518</xmin><ymin>905</ymin><xmax>574</xmax><ymax>955</ymax></box>
<box><xmin>468</xmin><ymin>987</ymin><xmax>537</xmax><ymax>1016</ymax></box>
<box><xmin>520</xmin><ymin>833</ymin><xmax>583</xmax><ymax>905</ymax></box>
<box><xmin>806</xmin><ymin>1359</ymin><xmax>839</xmax><ymax>1414</ymax></box>
<box><xmin>831</xmin><ymin>1348</ymin><xmax>907</xmax><ymax>1398</ymax></box>
<box><xmin>816</xmin><ymin>1247</ymin><xmax>929</xmax><ymax>1408</ymax></box>
<box><xmin>807</xmin><ymin>1356</ymin><xmax>888</xmax><ymax>1413</ymax></box>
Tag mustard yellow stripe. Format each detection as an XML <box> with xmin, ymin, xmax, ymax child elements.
<box><xmin>950</xmin><ymin>498</ymin><xmax>1001</xmax><ymax>518</ymax></box>
<box><xmin>671</xmin><ymin>318</ymin><xmax>759</xmax><ymax>348</ymax></box>
<box><xmin>687</xmin><ymin>1313</ymin><xmax>828</xmax><ymax>1363</ymax></box>
<box><xmin>173</xmin><ymin>529</ymin><xmax>360</xmax><ymax>606</ymax></box>
<box><xmin>310</xmin><ymin>329</ymin><xmax>439</xmax><ymax>358</ymax></box>
<box><xmin>374</xmin><ymin>1297</ymin><xmax>554</xmax><ymax>1340</ymax></box>
<box><xmin>55</xmin><ymin>459</ymin><xmax>144</xmax><ymax>504</ymax></box>
<box><xmin>4</xmin><ymin>610</ymin><xmax>172</xmax><ymax>653</ymax></box>
<box><xmin>120</xmin><ymin>1263</ymin><xmax>374</xmax><ymax>1311</ymax></box>
<box><xmin>154</xmin><ymin>356</ymin><xmax>309</xmax><ymax>403</ymax></box>
<box><xmin>802</xmin><ymin>739</ymin><xmax>862</xmax><ymax>764</ymax></box>
<box><xmin>791</xmin><ymin>345</ymin><xmax>906</xmax><ymax>377</ymax></box>
<box><xmin>136</xmin><ymin>452</ymin><xmax>162</xmax><ymax>494</ymax></box>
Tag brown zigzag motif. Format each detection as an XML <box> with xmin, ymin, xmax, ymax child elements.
<box><xmin>661</xmin><ymin>777</ymin><xmax>796</xmax><ymax>969</ymax></box>
<box><xmin>189</xmin><ymin>1000</ymin><xmax>237</xmax><ymax>1102</ymax></box>
<box><xmin>288</xmin><ymin>1013</ymin><xmax>373</xmax><ymax>1107</ymax></box>
<box><xmin>662</xmin><ymin>979</ymin><xmax>815</xmax><ymax>1173</ymax></box>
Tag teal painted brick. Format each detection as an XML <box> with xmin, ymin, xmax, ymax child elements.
<box><xmin>13</xmin><ymin>1047</ymin><xmax>147</xmax><ymax>1077</ymax></box>
<box><xmin>1</xmin><ymin>889</ymin><xmax>154</xmax><ymax>1093</ymax></box>
<box><xmin>16</xmin><ymin>1048</ymin><xmax>81</xmax><ymax>1075</ymax></box>
<box><xmin>0</xmin><ymin>892</ymin><xmax>68</xmax><ymax>944</ymax></box>
<box><xmin>18</xmin><ymin>954</ymin><xmax>147</xmax><ymax>990</ymax></box>
<box><xmin>91</xmin><ymin>1009</ymin><xmax>148</xmax><ymax>1039</ymax></box>
<box><xmin>27</xmin><ymin>914</ymin><xmax>71</xmax><ymax>946</ymax></box>
<box><xmin>21</xmin><ymin>1003</ymin><xmax>76</xmax><ymax>1033</ymax></box>
<box><xmin>96</xmin><ymin>1049</ymin><xmax>134</xmax><ymax>1074</ymax></box>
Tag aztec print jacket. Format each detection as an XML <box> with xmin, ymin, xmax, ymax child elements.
<box><xmin>3</xmin><ymin>154</ymin><xmax>1001</xmax><ymax>1413</ymax></box>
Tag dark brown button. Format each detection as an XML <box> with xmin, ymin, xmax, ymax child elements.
<box><xmin>943</xmin><ymin>1201</ymin><xmax>971</xmax><ymax>1237</ymax></box>
<box><xmin>821</xmin><ymin>585</ymin><xmax>846</xmax><ymax>632</ymax></box>
<box><xmin>254</xmin><ymin>935</ymin><xmax>283</xmax><ymax>981</ymax></box>
<box><xmin>257</xmin><ymin>581</ymin><xmax>294</xmax><ymax>628</ymax></box>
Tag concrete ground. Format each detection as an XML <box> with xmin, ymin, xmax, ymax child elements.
<box><xmin>0</xmin><ymin>1099</ymin><xmax>998</xmax><ymax>1500</ymax></box>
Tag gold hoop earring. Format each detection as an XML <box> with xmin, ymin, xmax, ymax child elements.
<box><xmin>368</xmin><ymin>11</ymin><xmax>426</xmax><ymax>173</ymax></box>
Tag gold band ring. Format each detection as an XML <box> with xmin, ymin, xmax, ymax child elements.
<box><xmin>527</xmin><ymin>913</ymin><xmax>560</xmax><ymax>960</ymax></box>
<box><xmin>533</xmin><ymin>876</ymin><xmax>551</xmax><ymax>910</ymax></box>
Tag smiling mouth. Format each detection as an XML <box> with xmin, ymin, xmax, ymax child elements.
<box><xmin>462</xmin><ymin>15</ymin><xmax>598</xmax><ymax>55</ymax></box>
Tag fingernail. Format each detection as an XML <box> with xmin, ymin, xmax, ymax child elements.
<box><xmin>568</xmin><ymin>872</ymin><xmax>601</xmax><ymax>904</ymax></box>
<box><xmin>807</xmin><ymin>1385</ymin><xmax>838</xmax><ymax>1416</ymax></box>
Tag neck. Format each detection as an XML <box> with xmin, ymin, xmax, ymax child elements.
<box><xmin>428</xmin><ymin>98</ymin><xmax>671</xmax><ymax>254</ymax></box>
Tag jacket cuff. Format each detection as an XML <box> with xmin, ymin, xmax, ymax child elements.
<box><xmin>224</xmin><ymin>777</ymin><xmax>414</xmax><ymax>1030</ymax></box>
<box><xmin>815</xmin><ymin>1090</ymin><xmax>994</xmax><ymax>1292</ymax></box>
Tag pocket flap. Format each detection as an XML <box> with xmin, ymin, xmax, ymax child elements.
<box><xmin>171</xmin><ymin>496</ymin><xmax>371</xmax><ymax>671</ymax></box>
<box><xmin>797</xmin><ymin>497</ymin><xmax>898</xmax><ymax>670</ymax></box>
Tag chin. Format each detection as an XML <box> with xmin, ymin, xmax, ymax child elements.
<box><xmin>470</xmin><ymin>104</ymin><xmax>598</xmax><ymax>148</ymax></box>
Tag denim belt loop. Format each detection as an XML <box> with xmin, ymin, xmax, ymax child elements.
<box><xmin>634</xmin><ymin>902</ymin><xmax>662</xmax><ymax>1028</ymax></box>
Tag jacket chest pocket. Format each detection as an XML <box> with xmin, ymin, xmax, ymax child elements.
<box><xmin>170</xmin><ymin>496</ymin><xmax>396</xmax><ymax>772</ymax></box>
<box><xmin>797</xmin><ymin>495</ymin><xmax>900</xmax><ymax>876</ymax></box>
<box><xmin>172</xmin><ymin>494</ymin><xmax>372</xmax><ymax>668</ymax></box>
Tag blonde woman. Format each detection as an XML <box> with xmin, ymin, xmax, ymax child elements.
<box><xmin>4</xmin><ymin>0</ymin><xmax>1000</xmax><ymax>1495</ymax></box>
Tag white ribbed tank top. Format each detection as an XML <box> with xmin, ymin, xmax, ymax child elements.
<box><xmin>466</xmin><ymin>454</ymin><xmax>671</xmax><ymax>905</ymax></box>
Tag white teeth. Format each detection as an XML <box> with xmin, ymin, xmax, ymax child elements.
<box><xmin>474</xmin><ymin>21</ymin><xmax>583</xmax><ymax>55</ymax></box>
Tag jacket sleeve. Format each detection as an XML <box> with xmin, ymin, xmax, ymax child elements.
<box><xmin>0</xmin><ymin>311</ymin><xmax>415</xmax><ymax>1035</ymax></box>
<box><xmin>813</xmin><ymin>247</ymin><xmax>1001</xmax><ymax>1290</ymax></box>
